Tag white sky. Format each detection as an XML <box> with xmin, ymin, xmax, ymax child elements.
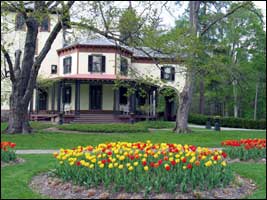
<box><xmin>160</xmin><ymin>1</ymin><xmax>266</xmax><ymax>28</ymax></box>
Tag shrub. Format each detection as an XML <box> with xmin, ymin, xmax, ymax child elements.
<box><xmin>221</xmin><ymin>139</ymin><xmax>266</xmax><ymax>160</ymax></box>
<box><xmin>58</xmin><ymin>123</ymin><xmax>148</xmax><ymax>133</ymax></box>
<box><xmin>54</xmin><ymin>141</ymin><xmax>233</xmax><ymax>194</ymax></box>
<box><xmin>137</xmin><ymin>121</ymin><xmax>175</xmax><ymax>129</ymax></box>
<box><xmin>1</xmin><ymin>141</ymin><xmax>17</xmax><ymax>162</ymax></box>
<box><xmin>189</xmin><ymin>114</ymin><xmax>266</xmax><ymax>129</ymax></box>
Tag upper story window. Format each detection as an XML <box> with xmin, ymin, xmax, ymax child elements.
<box><xmin>161</xmin><ymin>66</ymin><xmax>175</xmax><ymax>81</ymax></box>
<box><xmin>88</xmin><ymin>55</ymin><xmax>106</xmax><ymax>73</ymax></box>
<box><xmin>63</xmin><ymin>57</ymin><xmax>72</xmax><ymax>74</ymax></box>
<box><xmin>51</xmin><ymin>65</ymin><xmax>57</xmax><ymax>74</ymax></box>
<box><xmin>63</xmin><ymin>85</ymin><xmax>72</xmax><ymax>103</ymax></box>
<box><xmin>120</xmin><ymin>57</ymin><xmax>128</xmax><ymax>76</ymax></box>
<box><xmin>40</xmin><ymin>16</ymin><xmax>50</xmax><ymax>32</ymax></box>
<box><xmin>15</xmin><ymin>13</ymin><xmax>25</xmax><ymax>31</ymax></box>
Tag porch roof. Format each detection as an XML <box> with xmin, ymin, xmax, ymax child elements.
<box><xmin>58</xmin><ymin>74</ymin><xmax>131</xmax><ymax>81</ymax></box>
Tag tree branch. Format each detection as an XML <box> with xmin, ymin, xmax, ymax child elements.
<box><xmin>22</xmin><ymin>1</ymin><xmax>75</xmax><ymax>104</ymax></box>
<box><xmin>201</xmin><ymin>2</ymin><xmax>252</xmax><ymax>36</ymax></box>
<box><xmin>1</xmin><ymin>44</ymin><xmax>15</xmax><ymax>82</ymax></box>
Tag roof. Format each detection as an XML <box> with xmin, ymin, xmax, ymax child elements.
<box><xmin>58</xmin><ymin>74</ymin><xmax>130</xmax><ymax>81</ymax></box>
<box><xmin>60</xmin><ymin>37</ymin><xmax>174</xmax><ymax>59</ymax></box>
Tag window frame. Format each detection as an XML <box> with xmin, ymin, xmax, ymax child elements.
<box><xmin>15</xmin><ymin>13</ymin><xmax>26</xmax><ymax>31</ymax></box>
<box><xmin>51</xmin><ymin>65</ymin><xmax>57</xmax><ymax>74</ymax></box>
<box><xmin>39</xmin><ymin>16</ymin><xmax>50</xmax><ymax>32</ymax></box>
<box><xmin>120</xmin><ymin>57</ymin><xmax>128</xmax><ymax>76</ymax></box>
<box><xmin>63</xmin><ymin>57</ymin><xmax>72</xmax><ymax>74</ymax></box>
<box><xmin>88</xmin><ymin>54</ymin><xmax>106</xmax><ymax>73</ymax></box>
<box><xmin>161</xmin><ymin>66</ymin><xmax>175</xmax><ymax>81</ymax></box>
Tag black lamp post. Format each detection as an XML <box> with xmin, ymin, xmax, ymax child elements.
<box><xmin>214</xmin><ymin>116</ymin><xmax>221</xmax><ymax>131</ymax></box>
<box><xmin>206</xmin><ymin>117</ymin><xmax>211</xmax><ymax>129</ymax></box>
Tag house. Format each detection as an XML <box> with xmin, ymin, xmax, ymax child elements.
<box><xmin>1</xmin><ymin>11</ymin><xmax>186</xmax><ymax>123</ymax></box>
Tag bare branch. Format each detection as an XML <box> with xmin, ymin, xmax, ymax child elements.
<box><xmin>1</xmin><ymin>44</ymin><xmax>15</xmax><ymax>82</ymax></box>
<box><xmin>201</xmin><ymin>2</ymin><xmax>252</xmax><ymax>36</ymax></box>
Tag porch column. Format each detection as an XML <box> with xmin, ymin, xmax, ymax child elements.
<box><xmin>62</xmin><ymin>80</ymin><xmax>65</xmax><ymax>113</ymax></box>
<box><xmin>57</xmin><ymin>81</ymin><xmax>62</xmax><ymax>113</ymax></box>
<box><xmin>75</xmin><ymin>80</ymin><xmax>80</xmax><ymax>114</ymax></box>
<box><xmin>152</xmin><ymin>88</ymin><xmax>156</xmax><ymax>117</ymax></box>
<box><xmin>129</xmin><ymin>88</ymin><xmax>136</xmax><ymax>113</ymax></box>
<box><xmin>113</xmin><ymin>88</ymin><xmax>120</xmax><ymax>114</ymax></box>
<box><xmin>51</xmin><ymin>82</ymin><xmax>55</xmax><ymax>113</ymax></box>
<box><xmin>35</xmin><ymin>88</ymin><xmax>39</xmax><ymax>114</ymax></box>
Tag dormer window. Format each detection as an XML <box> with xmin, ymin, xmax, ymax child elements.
<box><xmin>120</xmin><ymin>57</ymin><xmax>128</xmax><ymax>76</ymax></box>
<box><xmin>63</xmin><ymin>57</ymin><xmax>72</xmax><ymax>74</ymax></box>
<box><xmin>161</xmin><ymin>66</ymin><xmax>175</xmax><ymax>81</ymax></box>
<box><xmin>88</xmin><ymin>55</ymin><xmax>106</xmax><ymax>73</ymax></box>
<box><xmin>15</xmin><ymin>13</ymin><xmax>25</xmax><ymax>31</ymax></box>
<box><xmin>51</xmin><ymin>65</ymin><xmax>57</xmax><ymax>74</ymax></box>
<box><xmin>40</xmin><ymin>16</ymin><xmax>50</xmax><ymax>32</ymax></box>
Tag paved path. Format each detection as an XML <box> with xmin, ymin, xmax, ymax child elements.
<box><xmin>16</xmin><ymin>147</ymin><xmax>223</xmax><ymax>154</ymax></box>
<box><xmin>188</xmin><ymin>124</ymin><xmax>266</xmax><ymax>131</ymax></box>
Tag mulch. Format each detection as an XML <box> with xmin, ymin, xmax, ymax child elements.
<box><xmin>29</xmin><ymin>172</ymin><xmax>257</xmax><ymax>199</ymax></box>
<box><xmin>1</xmin><ymin>157</ymin><xmax>25</xmax><ymax>168</ymax></box>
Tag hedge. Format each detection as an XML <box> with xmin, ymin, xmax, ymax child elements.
<box><xmin>188</xmin><ymin>114</ymin><xmax>266</xmax><ymax>129</ymax></box>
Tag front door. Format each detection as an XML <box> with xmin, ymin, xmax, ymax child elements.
<box><xmin>38</xmin><ymin>90</ymin><xmax>47</xmax><ymax>111</ymax></box>
<box><xmin>90</xmin><ymin>85</ymin><xmax>102</xmax><ymax>110</ymax></box>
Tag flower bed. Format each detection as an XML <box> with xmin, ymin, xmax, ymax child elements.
<box><xmin>1</xmin><ymin>141</ymin><xmax>17</xmax><ymax>162</ymax></box>
<box><xmin>221</xmin><ymin>139</ymin><xmax>266</xmax><ymax>161</ymax></box>
<box><xmin>54</xmin><ymin>141</ymin><xmax>233</xmax><ymax>194</ymax></box>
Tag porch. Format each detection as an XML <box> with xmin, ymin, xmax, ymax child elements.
<box><xmin>30</xmin><ymin>75</ymin><xmax>158</xmax><ymax>123</ymax></box>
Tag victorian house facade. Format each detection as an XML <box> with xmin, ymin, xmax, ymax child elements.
<box><xmin>1</xmin><ymin>11</ymin><xmax>185</xmax><ymax>123</ymax></box>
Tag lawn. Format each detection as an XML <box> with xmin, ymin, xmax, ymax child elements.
<box><xmin>1</xmin><ymin>122</ymin><xmax>265</xmax><ymax>149</ymax></box>
<box><xmin>1</xmin><ymin>154</ymin><xmax>266</xmax><ymax>199</ymax></box>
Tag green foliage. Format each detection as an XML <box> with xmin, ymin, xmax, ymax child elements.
<box><xmin>223</xmin><ymin>147</ymin><xmax>266</xmax><ymax>161</ymax></box>
<box><xmin>189</xmin><ymin>114</ymin><xmax>266</xmax><ymax>129</ymax></box>
<box><xmin>1</xmin><ymin>149</ymin><xmax>16</xmax><ymax>163</ymax></box>
<box><xmin>137</xmin><ymin>121</ymin><xmax>174</xmax><ymax>129</ymax></box>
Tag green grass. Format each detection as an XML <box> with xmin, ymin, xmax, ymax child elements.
<box><xmin>1</xmin><ymin>155</ymin><xmax>266</xmax><ymax>199</ymax></box>
<box><xmin>230</xmin><ymin>163</ymin><xmax>266</xmax><ymax>199</ymax></box>
<box><xmin>1</xmin><ymin>154</ymin><xmax>54</xmax><ymax>199</ymax></box>
<box><xmin>1</xmin><ymin>128</ymin><xmax>265</xmax><ymax>150</ymax></box>
<box><xmin>1</xmin><ymin>121</ymin><xmax>55</xmax><ymax>132</ymax></box>
<box><xmin>58</xmin><ymin>123</ymin><xmax>148</xmax><ymax>133</ymax></box>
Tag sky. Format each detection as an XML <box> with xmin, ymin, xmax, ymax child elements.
<box><xmin>159</xmin><ymin>1</ymin><xmax>267</xmax><ymax>28</ymax></box>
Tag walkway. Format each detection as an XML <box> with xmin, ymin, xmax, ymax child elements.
<box><xmin>16</xmin><ymin>147</ymin><xmax>224</xmax><ymax>154</ymax></box>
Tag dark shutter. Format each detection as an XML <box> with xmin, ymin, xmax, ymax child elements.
<box><xmin>171</xmin><ymin>67</ymin><xmax>175</xmax><ymax>81</ymax></box>
<box><xmin>69</xmin><ymin>57</ymin><xmax>72</xmax><ymax>73</ymax></box>
<box><xmin>88</xmin><ymin>55</ymin><xmax>93</xmax><ymax>72</ymax></box>
<box><xmin>101</xmin><ymin>56</ymin><xmax>106</xmax><ymax>72</ymax></box>
<box><xmin>63</xmin><ymin>58</ymin><xmax>66</xmax><ymax>74</ymax></box>
<box><xmin>160</xmin><ymin>67</ymin><xmax>165</xmax><ymax>79</ymax></box>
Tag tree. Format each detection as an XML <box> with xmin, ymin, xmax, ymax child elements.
<box><xmin>1</xmin><ymin>1</ymin><xmax>74</xmax><ymax>134</ymax></box>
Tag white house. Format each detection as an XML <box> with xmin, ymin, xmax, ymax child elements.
<box><xmin>1</xmin><ymin>11</ymin><xmax>185</xmax><ymax>123</ymax></box>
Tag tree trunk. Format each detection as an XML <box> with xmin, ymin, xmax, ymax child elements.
<box><xmin>254</xmin><ymin>82</ymin><xmax>259</xmax><ymax>120</ymax></box>
<box><xmin>7</xmin><ymin>93</ymin><xmax>32</xmax><ymax>134</ymax></box>
<box><xmin>173</xmin><ymin>72</ymin><xmax>193</xmax><ymax>133</ymax></box>
<box><xmin>173</xmin><ymin>1</ymin><xmax>200</xmax><ymax>133</ymax></box>
<box><xmin>233</xmin><ymin>80</ymin><xmax>238</xmax><ymax>118</ymax></box>
<box><xmin>199</xmin><ymin>78</ymin><xmax>205</xmax><ymax>114</ymax></box>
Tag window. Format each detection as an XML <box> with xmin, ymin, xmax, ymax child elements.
<box><xmin>161</xmin><ymin>66</ymin><xmax>175</xmax><ymax>81</ymax></box>
<box><xmin>15</xmin><ymin>13</ymin><xmax>25</xmax><ymax>31</ymax></box>
<box><xmin>63</xmin><ymin>85</ymin><xmax>72</xmax><ymax>103</ymax></box>
<box><xmin>119</xmin><ymin>87</ymin><xmax>128</xmax><ymax>105</ymax></box>
<box><xmin>120</xmin><ymin>57</ymin><xmax>128</xmax><ymax>76</ymax></box>
<box><xmin>40</xmin><ymin>17</ymin><xmax>50</xmax><ymax>32</ymax></box>
<box><xmin>63</xmin><ymin>57</ymin><xmax>72</xmax><ymax>74</ymax></box>
<box><xmin>51</xmin><ymin>65</ymin><xmax>57</xmax><ymax>74</ymax></box>
<box><xmin>88</xmin><ymin>55</ymin><xmax>106</xmax><ymax>72</ymax></box>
